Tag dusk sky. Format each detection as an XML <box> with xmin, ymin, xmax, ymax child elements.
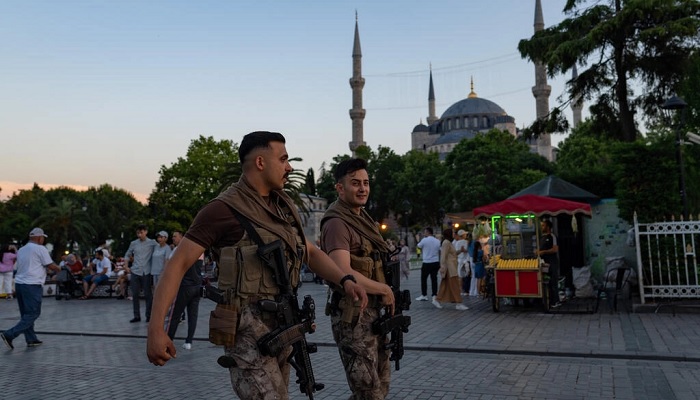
<box><xmin>1</xmin><ymin>0</ymin><xmax>579</xmax><ymax>203</ymax></box>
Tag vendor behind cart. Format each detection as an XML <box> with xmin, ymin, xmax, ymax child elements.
<box><xmin>537</xmin><ymin>219</ymin><xmax>560</xmax><ymax>308</ymax></box>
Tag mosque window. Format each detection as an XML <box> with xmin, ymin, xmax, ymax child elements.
<box><xmin>447</xmin><ymin>119</ymin><xmax>452</xmax><ymax>130</ymax></box>
<box><xmin>464</xmin><ymin>117</ymin><xmax>469</xmax><ymax>128</ymax></box>
<box><xmin>455</xmin><ymin>118</ymin><xmax>460</xmax><ymax>129</ymax></box>
<box><xmin>483</xmin><ymin>117</ymin><xmax>488</xmax><ymax>127</ymax></box>
<box><xmin>473</xmin><ymin>117</ymin><xmax>478</xmax><ymax>128</ymax></box>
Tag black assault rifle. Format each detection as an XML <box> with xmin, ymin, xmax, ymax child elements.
<box><xmin>255</xmin><ymin>240</ymin><xmax>324</xmax><ymax>399</ymax></box>
<box><xmin>372</xmin><ymin>251</ymin><xmax>411</xmax><ymax>370</ymax></box>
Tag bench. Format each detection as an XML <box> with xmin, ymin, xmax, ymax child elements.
<box><xmin>47</xmin><ymin>275</ymin><xmax>122</xmax><ymax>299</ymax></box>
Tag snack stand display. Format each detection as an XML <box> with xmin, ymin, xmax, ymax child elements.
<box><xmin>473</xmin><ymin>195</ymin><xmax>592</xmax><ymax>312</ymax></box>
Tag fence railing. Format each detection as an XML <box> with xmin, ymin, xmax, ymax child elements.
<box><xmin>634</xmin><ymin>213</ymin><xmax>700</xmax><ymax>304</ymax></box>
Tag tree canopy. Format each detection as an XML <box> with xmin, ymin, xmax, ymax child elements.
<box><xmin>555</xmin><ymin>120</ymin><xmax>616</xmax><ymax>199</ymax></box>
<box><xmin>0</xmin><ymin>184</ymin><xmax>144</xmax><ymax>259</ymax></box>
<box><xmin>148</xmin><ymin>135</ymin><xmax>239</xmax><ymax>231</ymax></box>
<box><xmin>518</xmin><ymin>0</ymin><xmax>700</xmax><ymax>142</ymax></box>
<box><xmin>441</xmin><ymin>129</ymin><xmax>553</xmax><ymax>212</ymax></box>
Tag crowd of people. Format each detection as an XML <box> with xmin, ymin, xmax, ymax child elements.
<box><xmin>1</xmin><ymin>130</ymin><xmax>561</xmax><ymax>399</ymax></box>
<box><xmin>0</xmin><ymin>225</ymin><xmax>209</xmax><ymax>352</ymax></box>
<box><xmin>412</xmin><ymin>226</ymin><xmax>488</xmax><ymax>311</ymax></box>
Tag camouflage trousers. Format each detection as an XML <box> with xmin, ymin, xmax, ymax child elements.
<box><xmin>225</xmin><ymin>304</ymin><xmax>292</xmax><ymax>400</ymax></box>
<box><xmin>331</xmin><ymin>307</ymin><xmax>391</xmax><ymax>400</ymax></box>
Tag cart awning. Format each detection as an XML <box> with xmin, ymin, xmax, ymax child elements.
<box><xmin>473</xmin><ymin>194</ymin><xmax>592</xmax><ymax>218</ymax></box>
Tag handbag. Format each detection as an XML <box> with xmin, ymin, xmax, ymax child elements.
<box><xmin>458</xmin><ymin>263</ymin><xmax>468</xmax><ymax>278</ymax></box>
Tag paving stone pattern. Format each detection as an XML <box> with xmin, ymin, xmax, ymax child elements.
<box><xmin>2</xmin><ymin>268</ymin><xmax>700</xmax><ymax>399</ymax></box>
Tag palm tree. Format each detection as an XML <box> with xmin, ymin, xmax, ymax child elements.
<box><xmin>33</xmin><ymin>198</ymin><xmax>96</xmax><ymax>259</ymax></box>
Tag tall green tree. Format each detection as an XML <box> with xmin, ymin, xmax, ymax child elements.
<box><xmin>555</xmin><ymin>120</ymin><xmax>616</xmax><ymax>198</ymax></box>
<box><xmin>84</xmin><ymin>184</ymin><xmax>147</xmax><ymax>256</ymax></box>
<box><xmin>355</xmin><ymin>145</ymin><xmax>405</xmax><ymax>223</ymax></box>
<box><xmin>678</xmin><ymin>52</ymin><xmax>700</xmax><ymax>133</ymax></box>
<box><xmin>33</xmin><ymin>197</ymin><xmax>95</xmax><ymax>259</ymax></box>
<box><xmin>442</xmin><ymin>129</ymin><xmax>552</xmax><ymax>212</ymax></box>
<box><xmin>303</xmin><ymin>168</ymin><xmax>316</xmax><ymax>196</ymax></box>
<box><xmin>612</xmin><ymin>139</ymin><xmax>677</xmax><ymax>221</ymax></box>
<box><xmin>518</xmin><ymin>0</ymin><xmax>700</xmax><ymax>142</ymax></box>
<box><xmin>395</xmin><ymin>150</ymin><xmax>447</xmax><ymax>227</ymax></box>
<box><xmin>0</xmin><ymin>184</ymin><xmax>49</xmax><ymax>245</ymax></box>
<box><xmin>149</xmin><ymin>135</ymin><xmax>239</xmax><ymax>231</ymax></box>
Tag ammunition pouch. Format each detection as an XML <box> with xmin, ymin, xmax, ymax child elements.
<box><xmin>208</xmin><ymin>303</ymin><xmax>239</xmax><ymax>347</ymax></box>
<box><xmin>326</xmin><ymin>290</ymin><xmax>382</xmax><ymax>324</ymax></box>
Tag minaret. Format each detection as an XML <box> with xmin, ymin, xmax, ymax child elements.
<box><xmin>532</xmin><ymin>0</ymin><xmax>552</xmax><ymax>159</ymax></box>
<box><xmin>349</xmin><ymin>12</ymin><xmax>366</xmax><ymax>155</ymax></box>
<box><xmin>571</xmin><ymin>64</ymin><xmax>583</xmax><ymax>128</ymax></box>
<box><xmin>427</xmin><ymin>65</ymin><xmax>438</xmax><ymax>125</ymax></box>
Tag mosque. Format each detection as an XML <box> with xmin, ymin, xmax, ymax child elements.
<box><xmin>348</xmin><ymin>0</ymin><xmax>583</xmax><ymax>162</ymax></box>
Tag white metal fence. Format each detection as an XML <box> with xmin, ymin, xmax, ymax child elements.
<box><xmin>634</xmin><ymin>213</ymin><xmax>700</xmax><ymax>304</ymax></box>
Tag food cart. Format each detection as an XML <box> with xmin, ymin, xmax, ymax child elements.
<box><xmin>472</xmin><ymin>194</ymin><xmax>592</xmax><ymax>312</ymax></box>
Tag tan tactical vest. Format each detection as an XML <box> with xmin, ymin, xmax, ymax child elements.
<box><xmin>350</xmin><ymin>234</ymin><xmax>386</xmax><ymax>284</ymax></box>
<box><xmin>329</xmin><ymin>232</ymin><xmax>386</xmax><ymax>323</ymax></box>
<box><xmin>217</xmin><ymin>225</ymin><xmax>304</xmax><ymax>309</ymax></box>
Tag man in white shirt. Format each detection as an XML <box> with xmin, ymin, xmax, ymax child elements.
<box><xmin>81</xmin><ymin>250</ymin><xmax>112</xmax><ymax>299</ymax></box>
<box><xmin>1</xmin><ymin>228</ymin><xmax>59</xmax><ymax>349</ymax></box>
<box><xmin>415</xmin><ymin>227</ymin><xmax>441</xmax><ymax>302</ymax></box>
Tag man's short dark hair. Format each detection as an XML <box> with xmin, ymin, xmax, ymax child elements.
<box><xmin>95</xmin><ymin>250</ymin><xmax>104</xmax><ymax>257</ymax></box>
<box><xmin>424</xmin><ymin>227</ymin><xmax>433</xmax><ymax>235</ymax></box>
<box><xmin>542</xmin><ymin>220</ymin><xmax>553</xmax><ymax>229</ymax></box>
<box><xmin>136</xmin><ymin>224</ymin><xmax>148</xmax><ymax>231</ymax></box>
<box><xmin>239</xmin><ymin>131</ymin><xmax>286</xmax><ymax>164</ymax></box>
<box><xmin>334</xmin><ymin>158</ymin><xmax>368</xmax><ymax>182</ymax></box>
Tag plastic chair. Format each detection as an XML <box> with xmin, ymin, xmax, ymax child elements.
<box><xmin>594</xmin><ymin>266</ymin><xmax>632</xmax><ymax>313</ymax></box>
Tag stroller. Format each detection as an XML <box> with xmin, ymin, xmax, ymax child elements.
<box><xmin>55</xmin><ymin>266</ymin><xmax>83</xmax><ymax>300</ymax></box>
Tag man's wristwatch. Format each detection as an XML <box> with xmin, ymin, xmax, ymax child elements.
<box><xmin>339</xmin><ymin>274</ymin><xmax>357</xmax><ymax>287</ymax></box>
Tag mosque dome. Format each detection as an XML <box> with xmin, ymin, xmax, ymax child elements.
<box><xmin>441</xmin><ymin>97</ymin><xmax>506</xmax><ymax>119</ymax></box>
<box><xmin>431</xmin><ymin>79</ymin><xmax>514</xmax><ymax>138</ymax></box>
<box><xmin>412</xmin><ymin>123</ymin><xmax>429</xmax><ymax>133</ymax></box>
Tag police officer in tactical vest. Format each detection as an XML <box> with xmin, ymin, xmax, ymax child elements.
<box><xmin>147</xmin><ymin>131</ymin><xmax>367</xmax><ymax>399</ymax></box>
<box><xmin>320</xmin><ymin>158</ymin><xmax>396</xmax><ymax>399</ymax></box>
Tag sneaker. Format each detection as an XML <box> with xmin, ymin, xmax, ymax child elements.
<box><xmin>550</xmin><ymin>302</ymin><xmax>562</xmax><ymax>309</ymax></box>
<box><xmin>455</xmin><ymin>304</ymin><xmax>469</xmax><ymax>311</ymax></box>
<box><xmin>27</xmin><ymin>340</ymin><xmax>43</xmax><ymax>347</ymax></box>
<box><xmin>415</xmin><ymin>295</ymin><xmax>429</xmax><ymax>301</ymax></box>
<box><xmin>182</xmin><ymin>343</ymin><xmax>192</xmax><ymax>350</ymax></box>
<box><xmin>130</xmin><ymin>317</ymin><xmax>141</xmax><ymax>323</ymax></box>
<box><xmin>460</xmin><ymin>292</ymin><xmax>467</xmax><ymax>297</ymax></box>
<box><xmin>431</xmin><ymin>298</ymin><xmax>443</xmax><ymax>309</ymax></box>
<box><xmin>1</xmin><ymin>332</ymin><xmax>13</xmax><ymax>350</ymax></box>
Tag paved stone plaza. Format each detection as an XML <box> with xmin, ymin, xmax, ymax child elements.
<box><xmin>2</xmin><ymin>270</ymin><xmax>700</xmax><ymax>399</ymax></box>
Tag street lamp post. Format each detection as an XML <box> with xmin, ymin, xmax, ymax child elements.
<box><xmin>662</xmin><ymin>95</ymin><xmax>689</xmax><ymax>220</ymax></box>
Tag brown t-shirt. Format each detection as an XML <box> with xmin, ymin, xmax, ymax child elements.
<box><xmin>185</xmin><ymin>200</ymin><xmax>245</xmax><ymax>254</ymax></box>
<box><xmin>321</xmin><ymin>217</ymin><xmax>362</xmax><ymax>256</ymax></box>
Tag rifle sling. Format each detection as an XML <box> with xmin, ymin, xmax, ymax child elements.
<box><xmin>231</xmin><ymin>208</ymin><xmax>266</xmax><ymax>247</ymax></box>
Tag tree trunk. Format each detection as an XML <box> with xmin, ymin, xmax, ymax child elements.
<box><xmin>613</xmin><ymin>0</ymin><xmax>636</xmax><ymax>142</ymax></box>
